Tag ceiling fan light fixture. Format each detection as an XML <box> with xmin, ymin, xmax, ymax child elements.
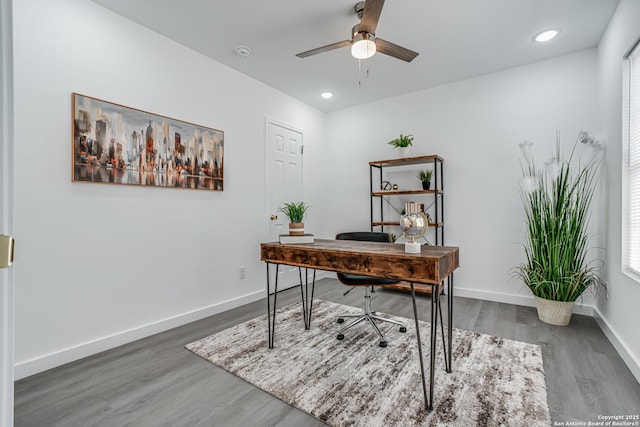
<box><xmin>351</xmin><ymin>33</ymin><xmax>376</xmax><ymax>59</ymax></box>
<box><xmin>294</xmin><ymin>1</ymin><xmax>418</xmax><ymax>63</ymax></box>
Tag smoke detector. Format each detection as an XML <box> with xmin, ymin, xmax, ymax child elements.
<box><xmin>235</xmin><ymin>46</ymin><xmax>251</xmax><ymax>58</ymax></box>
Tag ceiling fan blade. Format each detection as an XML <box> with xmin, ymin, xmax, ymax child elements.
<box><xmin>359</xmin><ymin>0</ymin><xmax>385</xmax><ymax>34</ymax></box>
<box><xmin>375</xmin><ymin>38</ymin><xmax>419</xmax><ymax>62</ymax></box>
<box><xmin>296</xmin><ymin>40</ymin><xmax>351</xmax><ymax>58</ymax></box>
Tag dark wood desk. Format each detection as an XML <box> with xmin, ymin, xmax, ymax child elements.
<box><xmin>260</xmin><ymin>239</ymin><xmax>459</xmax><ymax>411</ymax></box>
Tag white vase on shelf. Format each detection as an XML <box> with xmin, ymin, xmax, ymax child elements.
<box><xmin>399</xmin><ymin>147</ymin><xmax>412</xmax><ymax>158</ymax></box>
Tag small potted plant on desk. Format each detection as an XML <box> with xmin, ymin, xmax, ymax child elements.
<box><xmin>388</xmin><ymin>134</ymin><xmax>414</xmax><ymax>157</ymax></box>
<box><xmin>417</xmin><ymin>169</ymin><xmax>433</xmax><ymax>190</ymax></box>
<box><xmin>279</xmin><ymin>202</ymin><xmax>310</xmax><ymax>235</ymax></box>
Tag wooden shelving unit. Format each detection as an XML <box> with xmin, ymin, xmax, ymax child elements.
<box><xmin>369</xmin><ymin>154</ymin><xmax>445</xmax><ymax>293</ymax></box>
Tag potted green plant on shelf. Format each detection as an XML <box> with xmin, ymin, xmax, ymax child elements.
<box><xmin>514</xmin><ymin>131</ymin><xmax>604</xmax><ymax>326</ymax></box>
<box><xmin>388</xmin><ymin>134</ymin><xmax>414</xmax><ymax>157</ymax></box>
<box><xmin>417</xmin><ymin>169</ymin><xmax>433</xmax><ymax>190</ymax></box>
<box><xmin>279</xmin><ymin>202</ymin><xmax>310</xmax><ymax>236</ymax></box>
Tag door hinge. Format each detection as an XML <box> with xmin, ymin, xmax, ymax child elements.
<box><xmin>0</xmin><ymin>235</ymin><xmax>14</xmax><ymax>268</ymax></box>
<box><xmin>300</xmin><ymin>145</ymin><xmax>304</xmax><ymax>155</ymax></box>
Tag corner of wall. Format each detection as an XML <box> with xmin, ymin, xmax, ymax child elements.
<box><xmin>593</xmin><ymin>305</ymin><xmax>640</xmax><ymax>383</ymax></box>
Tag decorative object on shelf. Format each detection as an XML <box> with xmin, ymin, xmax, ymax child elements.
<box><xmin>381</xmin><ymin>180</ymin><xmax>392</xmax><ymax>190</ymax></box>
<box><xmin>72</xmin><ymin>93</ymin><xmax>224</xmax><ymax>191</ymax></box>
<box><xmin>514</xmin><ymin>131</ymin><xmax>605</xmax><ymax>326</ymax></box>
<box><xmin>387</xmin><ymin>134</ymin><xmax>414</xmax><ymax>157</ymax></box>
<box><xmin>400</xmin><ymin>203</ymin><xmax>428</xmax><ymax>253</ymax></box>
<box><xmin>403</xmin><ymin>201</ymin><xmax>424</xmax><ymax>213</ymax></box>
<box><xmin>279</xmin><ymin>202</ymin><xmax>310</xmax><ymax>236</ymax></box>
<box><xmin>392</xmin><ymin>184</ymin><xmax>399</xmax><ymax>190</ymax></box>
<box><xmin>417</xmin><ymin>169</ymin><xmax>433</xmax><ymax>190</ymax></box>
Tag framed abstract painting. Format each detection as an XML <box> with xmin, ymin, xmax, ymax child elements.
<box><xmin>72</xmin><ymin>93</ymin><xmax>224</xmax><ymax>191</ymax></box>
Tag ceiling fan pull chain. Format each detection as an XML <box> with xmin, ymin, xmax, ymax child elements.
<box><xmin>356</xmin><ymin>60</ymin><xmax>370</xmax><ymax>88</ymax></box>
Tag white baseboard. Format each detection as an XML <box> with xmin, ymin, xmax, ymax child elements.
<box><xmin>592</xmin><ymin>306</ymin><xmax>640</xmax><ymax>383</ymax></box>
<box><xmin>14</xmin><ymin>290</ymin><xmax>264</xmax><ymax>380</ymax></box>
<box><xmin>453</xmin><ymin>286</ymin><xmax>595</xmax><ymax>316</ymax></box>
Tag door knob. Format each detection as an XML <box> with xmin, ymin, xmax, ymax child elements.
<box><xmin>270</xmin><ymin>215</ymin><xmax>278</xmax><ymax>221</ymax></box>
<box><xmin>0</xmin><ymin>235</ymin><xmax>14</xmax><ymax>268</ymax></box>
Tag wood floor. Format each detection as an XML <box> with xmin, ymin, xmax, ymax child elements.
<box><xmin>14</xmin><ymin>278</ymin><xmax>640</xmax><ymax>426</ymax></box>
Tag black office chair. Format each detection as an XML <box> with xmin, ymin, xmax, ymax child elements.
<box><xmin>335</xmin><ymin>232</ymin><xmax>406</xmax><ymax>347</ymax></box>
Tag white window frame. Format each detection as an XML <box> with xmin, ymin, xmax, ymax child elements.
<box><xmin>623</xmin><ymin>38</ymin><xmax>640</xmax><ymax>282</ymax></box>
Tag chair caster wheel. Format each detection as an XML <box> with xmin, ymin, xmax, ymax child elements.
<box><xmin>337</xmin><ymin>334</ymin><xmax>344</xmax><ymax>340</ymax></box>
<box><xmin>337</xmin><ymin>318</ymin><xmax>344</xmax><ymax>324</ymax></box>
<box><xmin>379</xmin><ymin>341</ymin><xmax>387</xmax><ymax>348</ymax></box>
<box><xmin>399</xmin><ymin>326</ymin><xmax>407</xmax><ymax>333</ymax></box>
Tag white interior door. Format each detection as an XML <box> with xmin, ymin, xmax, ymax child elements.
<box><xmin>266</xmin><ymin>119</ymin><xmax>303</xmax><ymax>291</ymax></box>
<box><xmin>0</xmin><ymin>0</ymin><xmax>13</xmax><ymax>426</ymax></box>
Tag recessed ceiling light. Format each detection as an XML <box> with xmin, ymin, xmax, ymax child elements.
<box><xmin>320</xmin><ymin>91</ymin><xmax>334</xmax><ymax>99</ymax></box>
<box><xmin>533</xmin><ymin>29</ymin><xmax>559</xmax><ymax>43</ymax></box>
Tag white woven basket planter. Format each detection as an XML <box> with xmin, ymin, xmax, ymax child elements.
<box><xmin>534</xmin><ymin>296</ymin><xmax>575</xmax><ymax>326</ymax></box>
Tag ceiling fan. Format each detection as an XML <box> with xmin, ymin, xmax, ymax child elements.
<box><xmin>296</xmin><ymin>0</ymin><xmax>419</xmax><ymax>63</ymax></box>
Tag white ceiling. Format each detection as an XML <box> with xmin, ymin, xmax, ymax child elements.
<box><xmin>91</xmin><ymin>0</ymin><xmax>619</xmax><ymax>112</ymax></box>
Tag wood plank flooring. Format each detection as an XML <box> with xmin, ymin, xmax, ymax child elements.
<box><xmin>14</xmin><ymin>278</ymin><xmax>640</xmax><ymax>426</ymax></box>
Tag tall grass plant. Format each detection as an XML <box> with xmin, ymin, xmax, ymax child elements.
<box><xmin>514</xmin><ymin>132</ymin><xmax>604</xmax><ymax>302</ymax></box>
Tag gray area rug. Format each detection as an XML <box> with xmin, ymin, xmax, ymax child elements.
<box><xmin>186</xmin><ymin>299</ymin><xmax>550</xmax><ymax>426</ymax></box>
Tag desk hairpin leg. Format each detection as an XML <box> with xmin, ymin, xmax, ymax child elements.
<box><xmin>410</xmin><ymin>282</ymin><xmax>431</xmax><ymax>412</ymax></box>
<box><xmin>438</xmin><ymin>294</ymin><xmax>448</xmax><ymax>371</ymax></box>
<box><xmin>447</xmin><ymin>274</ymin><xmax>454</xmax><ymax>373</ymax></box>
<box><xmin>411</xmin><ymin>278</ymin><xmax>451</xmax><ymax>412</ymax></box>
<box><xmin>430</xmin><ymin>282</ymin><xmax>440</xmax><ymax>410</ymax></box>
<box><xmin>266</xmin><ymin>263</ymin><xmax>279</xmax><ymax>349</ymax></box>
<box><xmin>298</xmin><ymin>267</ymin><xmax>316</xmax><ymax>330</ymax></box>
<box><xmin>298</xmin><ymin>268</ymin><xmax>307</xmax><ymax>327</ymax></box>
<box><xmin>437</xmin><ymin>275</ymin><xmax>456</xmax><ymax>372</ymax></box>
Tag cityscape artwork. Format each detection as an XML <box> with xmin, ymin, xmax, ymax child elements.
<box><xmin>72</xmin><ymin>93</ymin><xmax>224</xmax><ymax>191</ymax></box>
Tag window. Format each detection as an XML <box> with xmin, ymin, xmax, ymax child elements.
<box><xmin>624</xmin><ymin>39</ymin><xmax>640</xmax><ymax>280</ymax></box>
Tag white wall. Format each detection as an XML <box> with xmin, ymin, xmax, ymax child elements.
<box><xmin>316</xmin><ymin>49</ymin><xmax>599</xmax><ymax>307</ymax></box>
<box><xmin>12</xmin><ymin>0</ymin><xmax>325</xmax><ymax>378</ymax></box>
<box><xmin>595</xmin><ymin>0</ymin><xmax>640</xmax><ymax>382</ymax></box>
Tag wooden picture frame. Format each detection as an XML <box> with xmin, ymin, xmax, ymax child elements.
<box><xmin>72</xmin><ymin>93</ymin><xmax>224</xmax><ymax>191</ymax></box>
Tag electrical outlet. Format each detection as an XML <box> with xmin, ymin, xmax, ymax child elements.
<box><xmin>239</xmin><ymin>266</ymin><xmax>246</xmax><ymax>280</ymax></box>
